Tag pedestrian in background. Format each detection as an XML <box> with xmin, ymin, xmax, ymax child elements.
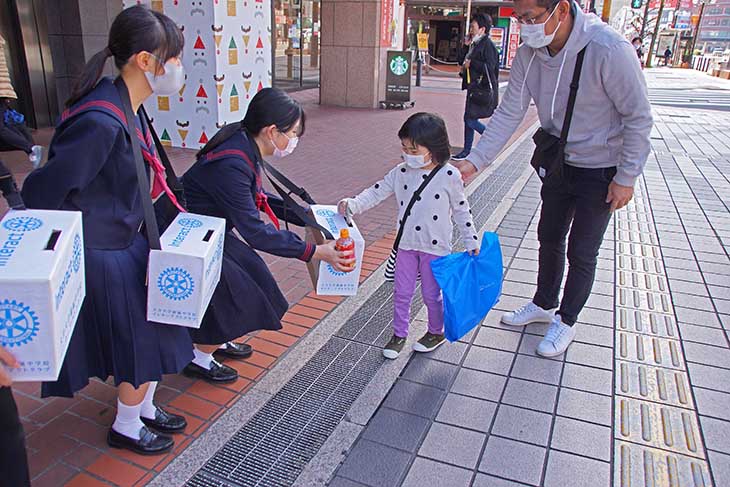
<box><xmin>451</xmin><ymin>14</ymin><xmax>500</xmax><ymax>162</ymax></box>
<box><xmin>0</xmin><ymin>34</ymin><xmax>42</xmax><ymax>166</ymax></box>
<box><xmin>664</xmin><ymin>47</ymin><xmax>672</xmax><ymax>66</ymax></box>
<box><xmin>454</xmin><ymin>0</ymin><xmax>652</xmax><ymax>357</ymax></box>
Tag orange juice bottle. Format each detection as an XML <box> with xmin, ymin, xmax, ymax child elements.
<box><xmin>335</xmin><ymin>228</ymin><xmax>356</xmax><ymax>270</ymax></box>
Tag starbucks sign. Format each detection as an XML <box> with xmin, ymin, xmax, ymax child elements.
<box><xmin>385</xmin><ymin>51</ymin><xmax>412</xmax><ymax>103</ymax></box>
<box><xmin>390</xmin><ymin>55</ymin><xmax>409</xmax><ymax>76</ymax></box>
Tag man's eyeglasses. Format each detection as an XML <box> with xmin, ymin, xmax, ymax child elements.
<box><xmin>510</xmin><ymin>8</ymin><xmax>552</xmax><ymax>25</ymax></box>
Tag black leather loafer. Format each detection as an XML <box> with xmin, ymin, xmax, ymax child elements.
<box><xmin>213</xmin><ymin>341</ymin><xmax>253</xmax><ymax>360</ymax></box>
<box><xmin>183</xmin><ymin>361</ymin><xmax>238</xmax><ymax>383</ymax></box>
<box><xmin>107</xmin><ymin>426</ymin><xmax>173</xmax><ymax>455</ymax></box>
<box><xmin>141</xmin><ymin>405</ymin><xmax>187</xmax><ymax>434</ymax></box>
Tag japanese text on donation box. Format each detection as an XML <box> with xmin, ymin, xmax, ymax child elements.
<box><xmin>385</xmin><ymin>51</ymin><xmax>412</xmax><ymax>103</ymax></box>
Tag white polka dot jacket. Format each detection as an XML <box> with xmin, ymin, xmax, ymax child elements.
<box><xmin>343</xmin><ymin>162</ymin><xmax>479</xmax><ymax>256</ymax></box>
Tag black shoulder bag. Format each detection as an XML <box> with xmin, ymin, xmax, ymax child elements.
<box><xmin>115</xmin><ymin>78</ymin><xmax>167</xmax><ymax>249</ymax></box>
<box><xmin>258</xmin><ymin>159</ymin><xmax>334</xmax><ymax>240</ymax></box>
<box><xmin>530</xmin><ymin>46</ymin><xmax>586</xmax><ymax>183</ymax></box>
<box><xmin>384</xmin><ymin>165</ymin><xmax>443</xmax><ymax>281</ymax></box>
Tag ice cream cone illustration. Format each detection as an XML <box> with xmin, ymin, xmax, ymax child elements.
<box><xmin>230</xmin><ymin>84</ymin><xmax>239</xmax><ymax>112</ymax></box>
<box><xmin>160</xmin><ymin>129</ymin><xmax>172</xmax><ymax>147</ymax></box>
<box><xmin>213</xmin><ymin>25</ymin><xmax>224</xmax><ymax>55</ymax></box>
<box><xmin>157</xmin><ymin>95</ymin><xmax>170</xmax><ymax>111</ymax></box>
<box><xmin>227</xmin><ymin>0</ymin><xmax>236</xmax><ymax>16</ymax></box>
<box><xmin>244</xmin><ymin>81</ymin><xmax>252</xmax><ymax>99</ymax></box>
<box><xmin>151</xmin><ymin>0</ymin><xmax>163</xmax><ymax>13</ymax></box>
<box><xmin>178</xmin><ymin>129</ymin><xmax>189</xmax><ymax>147</ymax></box>
<box><xmin>228</xmin><ymin>37</ymin><xmax>238</xmax><ymax>65</ymax></box>
<box><xmin>217</xmin><ymin>83</ymin><xmax>224</xmax><ymax>103</ymax></box>
<box><xmin>243</xmin><ymin>35</ymin><xmax>251</xmax><ymax>54</ymax></box>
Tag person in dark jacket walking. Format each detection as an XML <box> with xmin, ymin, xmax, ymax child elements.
<box><xmin>452</xmin><ymin>14</ymin><xmax>500</xmax><ymax>161</ymax></box>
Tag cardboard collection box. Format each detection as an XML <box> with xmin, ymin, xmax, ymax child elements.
<box><xmin>147</xmin><ymin>213</ymin><xmax>225</xmax><ymax>328</ymax></box>
<box><xmin>305</xmin><ymin>205</ymin><xmax>365</xmax><ymax>296</ymax></box>
<box><xmin>0</xmin><ymin>210</ymin><xmax>85</xmax><ymax>381</ymax></box>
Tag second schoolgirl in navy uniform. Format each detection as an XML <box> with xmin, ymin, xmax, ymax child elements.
<box><xmin>21</xmin><ymin>6</ymin><xmax>193</xmax><ymax>455</ymax></box>
<box><xmin>180</xmin><ymin>88</ymin><xmax>354</xmax><ymax>383</ymax></box>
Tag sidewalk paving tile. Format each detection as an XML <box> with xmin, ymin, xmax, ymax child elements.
<box><xmin>402</xmin><ymin>356</ymin><xmax>459</xmax><ymax>390</ymax></box>
<box><xmin>556</xmin><ymin>388</ymin><xmax>613</xmax><ymax>427</ymax></box>
<box><xmin>463</xmin><ymin>346</ymin><xmax>515</xmax><ymax>376</ymax></box>
<box><xmin>382</xmin><ymin>380</ymin><xmax>445</xmax><ymax>419</ymax></box>
<box><xmin>478</xmin><ymin>436</ymin><xmax>546</xmax><ymax>486</ymax></box>
<box><xmin>566</xmin><ymin>343</ymin><xmax>614</xmax><ymax>371</ymax></box>
<box><xmin>510</xmin><ymin>355</ymin><xmax>563</xmax><ymax>385</ymax></box>
<box><xmin>698</xmin><ymin>416</ymin><xmax>730</xmax><ymax>455</ymax></box>
<box><xmin>418</xmin><ymin>422</ymin><xmax>487</xmax><ymax>469</ymax></box>
<box><xmin>361</xmin><ymin>408</ymin><xmax>431</xmax><ymax>453</ymax></box>
<box><xmin>337</xmin><ymin>439</ymin><xmax>412</xmax><ymax>487</ymax></box>
<box><xmin>543</xmin><ymin>450</ymin><xmax>610</xmax><ymax>487</ymax></box>
<box><xmin>450</xmin><ymin>369</ymin><xmax>507</xmax><ymax>402</ymax></box>
<box><xmin>550</xmin><ymin>417</ymin><xmax>612</xmax><ymax>461</ymax></box>
<box><xmin>401</xmin><ymin>458</ymin><xmax>473</xmax><ymax>487</ymax></box>
<box><xmin>472</xmin><ymin>475</ymin><xmax>530</xmax><ymax>487</ymax></box>
<box><xmin>491</xmin><ymin>405</ymin><xmax>552</xmax><ymax>446</ymax></box>
<box><xmin>560</xmin><ymin>363</ymin><xmax>613</xmax><ymax>396</ymax></box>
<box><xmin>501</xmin><ymin>378</ymin><xmax>558</xmax><ymax>413</ymax></box>
<box><xmin>435</xmin><ymin>394</ymin><xmax>497</xmax><ymax>433</ymax></box>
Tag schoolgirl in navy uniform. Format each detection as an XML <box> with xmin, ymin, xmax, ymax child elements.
<box><xmin>180</xmin><ymin>88</ymin><xmax>354</xmax><ymax>383</ymax></box>
<box><xmin>21</xmin><ymin>6</ymin><xmax>193</xmax><ymax>455</ymax></box>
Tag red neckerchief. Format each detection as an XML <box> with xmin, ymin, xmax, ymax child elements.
<box><xmin>137</xmin><ymin>123</ymin><xmax>185</xmax><ymax>212</ymax></box>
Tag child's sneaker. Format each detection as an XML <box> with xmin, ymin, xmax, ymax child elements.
<box><xmin>383</xmin><ymin>335</ymin><xmax>407</xmax><ymax>360</ymax></box>
<box><xmin>413</xmin><ymin>332</ymin><xmax>446</xmax><ymax>353</ymax></box>
<box><xmin>29</xmin><ymin>145</ymin><xmax>43</xmax><ymax>168</ymax></box>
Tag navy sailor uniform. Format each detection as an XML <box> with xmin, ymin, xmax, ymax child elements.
<box><xmin>181</xmin><ymin>130</ymin><xmax>315</xmax><ymax>344</ymax></box>
<box><xmin>20</xmin><ymin>78</ymin><xmax>193</xmax><ymax>397</ymax></box>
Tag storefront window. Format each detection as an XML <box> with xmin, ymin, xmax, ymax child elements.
<box><xmin>273</xmin><ymin>0</ymin><xmax>320</xmax><ymax>91</ymax></box>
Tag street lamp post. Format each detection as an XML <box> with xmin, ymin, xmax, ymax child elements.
<box><xmin>646</xmin><ymin>0</ymin><xmax>666</xmax><ymax>68</ymax></box>
<box><xmin>688</xmin><ymin>1</ymin><xmax>706</xmax><ymax>67</ymax></box>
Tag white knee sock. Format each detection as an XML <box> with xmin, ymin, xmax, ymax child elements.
<box><xmin>112</xmin><ymin>399</ymin><xmax>145</xmax><ymax>440</ymax></box>
<box><xmin>192</xmin><ymin>348</ymin><xmax>214</xmax><ymax>369</ymax></box>
<box><xmin>140</xmin><ymin>381</ymin><xmax>158</xmax><ymax>420</ymax></box>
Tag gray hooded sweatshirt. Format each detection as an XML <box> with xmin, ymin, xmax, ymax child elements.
<box><xmin>467</xmin><ymin>4</ymin><xmax>653</xmax><ymax>187</ymax></box>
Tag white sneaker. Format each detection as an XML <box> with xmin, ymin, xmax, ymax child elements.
<box><xmin>536</xmin><ymin>316</ymin><xmax>576</xmax><ymax>357</ymax></box>
<box><xmin>501</xmin><ymin>302</ymin><xmax>555</xmax><ymax>327</ymax></box>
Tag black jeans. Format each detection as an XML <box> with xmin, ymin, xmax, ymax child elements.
<box><xmin>0</xmin><ymin>387</ymin><xmax>31</xmax><ymax>487</ymax></box>
<box><xmin>533</xmin><ymin>165</ymin><xmax>616</xmax><ymax>326</ymax></box>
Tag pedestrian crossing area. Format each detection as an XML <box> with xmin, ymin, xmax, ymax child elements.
<box><xmin>648</xmin><ymin>88</ymin><xmax>730</xmax><ymax>111</ymax></box>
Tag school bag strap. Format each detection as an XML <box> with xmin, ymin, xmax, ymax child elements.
<box><xmin>258</xmin><ymin>159</ymin><xmax>334</xmax><ymax>240</ymax></box>
<box><xmin>393</xmin><ymin>164</ymin><xmax>443</xmax><ymax>251</ymax></box>
<box><xmin>114</xmin><ymin>77</ymin><xmax>162</xmax><ymax>250</ymax></box>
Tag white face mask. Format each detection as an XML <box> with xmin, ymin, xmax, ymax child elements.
<box><xmin>272</xmin><ymin>132</ymin><xmax>299</xmax><ymax>158</ymax></box>
<box><xmin>145</xmin><ymin>56</ymin><xmax>185</xmax><ymax>96</ymax></box>
<box><xmin>520</xmin><ymin>8</ymin><xmax>561</xmax><ymax>49</ymax></box>
<box><xmin>471</xmin><ymin>32</ymin><xmax>485</xmax><ymax>44</ymax></box>
<box><xmin>402</xmin><ymin>152</ymin><xmax>431</xmax><ymax>169</ymax></box>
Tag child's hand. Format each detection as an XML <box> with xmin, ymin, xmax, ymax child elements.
<box><xmin>468</xmin><ymin>248</ymin><xmax>480</xmax><ymax>257</ymax></box>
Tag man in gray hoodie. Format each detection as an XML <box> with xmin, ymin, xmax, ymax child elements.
<box><xmin>455</xmin><ymin>0</ymin><xmax>652</xmax><ymax>357</ymax></box>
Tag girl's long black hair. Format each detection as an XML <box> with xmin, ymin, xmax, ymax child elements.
<box><xmin>65</xmin><ymin>5</ymin><xmax>184</xmax><ymax>108</ymax></box>
<box><xmin>197</xmin><ymin>87</ymin><xmax>305</xmax><ymax>158</ymax></box>
<box><xmin>398</xmin><ymin>112</ymin><xmax>452</xmax><ymax>165</ymax></box>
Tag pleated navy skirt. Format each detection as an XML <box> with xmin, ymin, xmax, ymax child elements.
<box><xmin>189</xmin><ymin>233</ymin><xmax>288</xmax><ymax>345</ymax></box>
<box><xmin>42</xmin><ymin>233</ymin><xmax>194</xmax><ymax>398</ymax></box>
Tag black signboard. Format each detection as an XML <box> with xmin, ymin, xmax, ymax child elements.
<box><xmin>385</xmin><ymin>51</ymin><xmax>412</xmax><ymax>103</ymax></box>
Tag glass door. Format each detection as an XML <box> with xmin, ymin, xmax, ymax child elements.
<box><xmin>273</xmin><ymin>0</ymin><xmax>320</xmax><ymax>91</ymax></box>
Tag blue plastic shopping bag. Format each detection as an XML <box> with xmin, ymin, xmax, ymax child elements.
<box><xmin>430</xmin><ymin>233</ymin><xmax>503</xmax><ymax>342</ymax></box>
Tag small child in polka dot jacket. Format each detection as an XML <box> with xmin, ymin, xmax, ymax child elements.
<box><xmin>338</xmin><ymin>113</ymin><xmax>479</xmax><ymax>359</ymax></box>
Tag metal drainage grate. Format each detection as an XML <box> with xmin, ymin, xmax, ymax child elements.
<box><xmin>185</xmin><ymin>139</ymin><xmax>534</xmax><ymax>487</ymax></box>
